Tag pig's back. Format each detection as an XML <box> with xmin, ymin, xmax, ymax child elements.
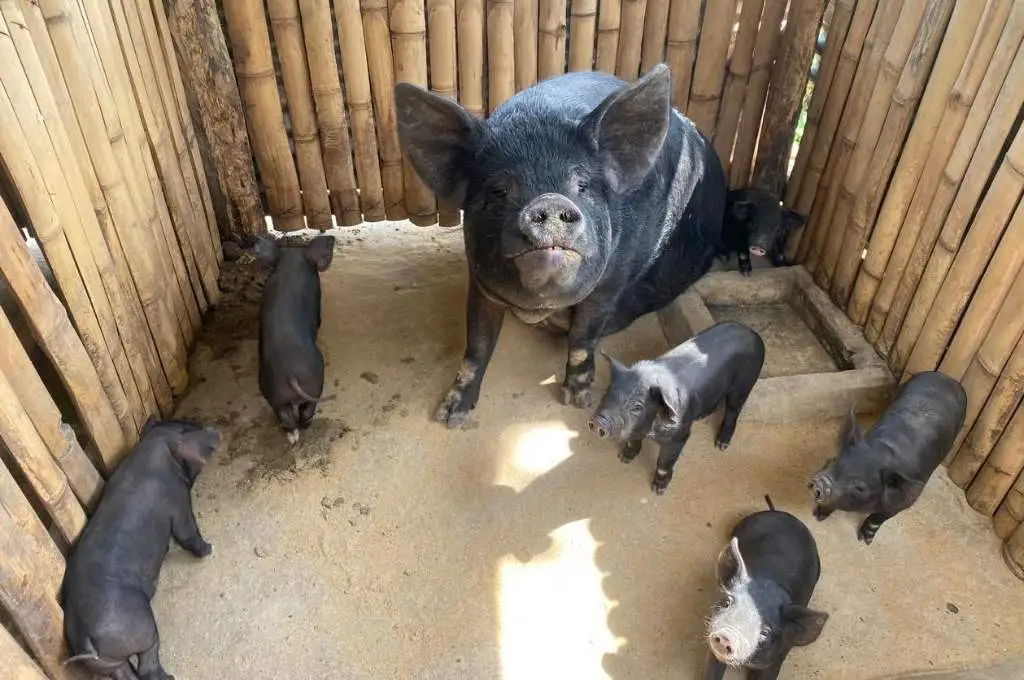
<box><xmin>260</xmin><ymin>258</ymin><xmax>321</xmax><ymax>347</ymax></box>
<box><xmin>733</xmin><ymin>511</ymin><xmax>820</xmax><ymax>605</ymax></box>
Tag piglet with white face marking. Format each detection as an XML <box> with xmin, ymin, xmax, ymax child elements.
<box><xmin>703</xmin><ymin>498</ymin><xmax>829</xmax><ymax>680</ymax></box>
<box><xmin>587</xmin><ymin>321</ymin><xmax>764</xmax><ymax>494</ymax></box>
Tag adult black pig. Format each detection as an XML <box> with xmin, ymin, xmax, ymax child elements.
<box><xmin>394</xmin><ymin>63</ymin><xmax>727</xmax><ymax>428</ymax></box>
<box><xmin>254</xmin><ymin>234</ymin><xmax>335</xmax><ymax>444</ymax></box>
<box><xmin>703</xmin><ymin>495</ymin><xmax>829</xmax><ymax>680</ymax></box>
<box><xmin>719</xmin><ymin>187</ymin><xmax>806</xmax><ymax>276</ymax></box>
<box><xmin>808</xmin><ymin>371</ymin><xmax>967</xmax><ymax>545</ymax></box>
<box><xmin>61</xmin><ymin>419</ymin><xmax>221</xmax><ymax>680</ymax></box>
<box><xmin>587</xmin><ymin>321</ymin><xmax>764</xmax><ymax>494</ymax></box>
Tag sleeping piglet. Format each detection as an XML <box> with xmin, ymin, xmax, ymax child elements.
<box><xmin>254</xmin><ymin>234</ymin><xmax>336</xmax><ymax>444</ymax></box>
<box><xmin>61</xmin><ymin>419</ymin><xmax>221</xmax><ymax>680</ymax></box>
<box><xmin>809</xmin><ymin>370</ymin><xmax>966</xmax><ymax>545</ymax></box>
<box><xmin>703</xmin><ymin>496</ymin><xmax>829</xmax><ymax>680</ymax></box>
<box><xmin>587</xmin><ymin>321</ymin><xmax>764</xmax><ymax>495</ymax></box>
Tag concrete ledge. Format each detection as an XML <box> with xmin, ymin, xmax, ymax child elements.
<box><xmin>657</xmin><ymin>265</ymin><xmax>895</xmax><ymax>423</ymax></box>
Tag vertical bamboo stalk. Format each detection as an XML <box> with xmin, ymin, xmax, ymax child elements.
<box><xmin>1003</xmin><ymin>513</ymin><xmax>1024</xmax><ymax>580</ymax></box>
<box><xmin>751</xmin><ymin>0</ymin><xmax>826</xmax><ymax>195</ymax></box>
<box><xmin>7</xmin><ymin>0</ymin><xmax>172</xmax><ymax>416</ymax></box>
<box><xmin>0</xmin><ymin>624</ymin><xmax>48</xmax><ymax>680</ymax></box>
<box><xmin>897</xmin><ymin>88</ymin><xmax>1024</xmax><ymax>377</ymax></box>
<box><xmin>514</xmin><ymin>0</ymin><xmax>538</xmax><ymax>86</ymax></box>
<box><xmin>488</xmin><ymin>0</ymin><xmax>516</xmax><ymax>108</ymax></box>
<box><xmin>639</xmin><ymin>0</ymin><xmax>669</xmax><ymax>75</ymax></box>
<box><xmin>967</xmin><ymin>397</ymin><xmax>1024</xmax><ymax>515</ymax></box>
<box><xmin>538</xmin><ymin>0</ymin><xmax>567</xmax><ymax>80</ymax></box>
<box><xmin>391</xmin><ymin>0</ymin><xmax>438</xmax><ymax>223</ymax></box>
<box><xmin>334</xmin><ymin>0</ymin><xmax>387</xmax><ymax>220</ymax></box>
<box><xmin>298</xmin><ymin>0</ymin><xmax>362</xmax><ymax>225</ymax></box>
<box><xmin>847</xmin><ymin>0</ymin><xmax>990</xmax><ymax>325</ymax></box>
<box><xmin>457</xmin><ymin>0</ymin><xmax>486</xmax><ymax>116</ymax></box>
<box><xmin>993</xmin><ymin>463</ymin><xmax>1024</xmax><ymax>539</ymax></box>
<box><xmin>729</xmin><ymin>0</ymin><xmax>787</xmax><ymax>186</ymax></box>
<box><xmin>713</xmin><ymin>0</ymin><xmax>766</xmax><ymax>172</ymax></box>
<box><xmin>831</xmin><ymin>0</ymin><xmax>955</xmax><ymax>307</ymax></box>
<box><xmin>868</xmin><ymin>0</ymin><xmax>1022</xmax><ymax>349</ymax></box>
<box><xmin>362</xmin><ymin>0</ymin><xmax>408</xmax><ymax>218</ymax></box>
<box><xmin>595</xmin><ymin>0</ymin><xmax>621</xmax><ymax>75</ymax></box>
<box><xmin>615</xmin><ymin>0</ymin><xmax>648</xmax><ymax>81</ymax></box>
<box><xmin>570</xmin><ymin>0</ymin><xmax>598</xmax><ymax>72</ymax></box>
<box><xmin>427</xmin><ymin>0</ymin><xmax>462</xmax><ymax>226</ymax></box>
<box><xmin>685</xmin><ymin>0</ymin><xmax>736</xmax><ymax>135</ymax></box>
<box><xmin>223</xmin><ymin>0</ymin><xmax>305</xmax><ymax>230</ymax></box>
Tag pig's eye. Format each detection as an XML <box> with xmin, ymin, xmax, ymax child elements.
<box><xmin>759</xmin><ymin>626</ymin><xmax>771</xmax><ymax>640</ymax></box>
<box><xmin>723</xmin><ymin>595</ymin><xmax>734</xmax><ymax>608</ymax></box>
<box><xmin>576</xmin><ymin>180</ymin><xmax>589</xmax><ymax>194</ymax></box>
<box><xmin>489</xmin><ymin>185</ymin><xmax>508</xmax><ymax>200</ymax></box>
<box><xmin>629</xmin><ymin>403</ymin><xmax>644</xmax><ymax>415</ymax></box>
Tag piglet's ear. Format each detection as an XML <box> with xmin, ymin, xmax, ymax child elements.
<box><xmin>599</xmin><ymin>349</ymin><xmax>629</xmax><ymax>378</ymax></box>
<box><xmin>170</xmin><ymin>427</ymin><xmax>221</xmax><ymax>466</ymax></box>
<box><xmin>305</xmin><ymin>235</ymin><xmax>336</xmax><ymax>272</ymax></box>
<box><xmin>715</xmin><ymin>536</ymin><xmax>750</xmax><ymax>588</ymax></box>
<box><xmin>880</xmin><ymin>469</ymin><xmax>926</xmax><ymax>512</ymax></box>
<box><xmin>782</xmin><ymin>208</ymin><xmax>807</xmax><ymax>231</ymax></box>
<box><xmin>729</xmin><ymin>200</ymin><xmax>757</xmax><ymax>221</ymax></box>
<box><xmin>838</xmin><ymin>407</ymin><xmax>863</xmax><ymax>448</ymax></box>
<box><xmin>783</xmin><ymin>605</ymin><xmax>829</xmax><ymax>647</ymax></box>
<box><xmin>649</xmin><ymin>385</ymin><xmax>678</xmax><ymax>422</ymax></box>
<box><xmin>395</xmin><ymin>82</ymin><xmax>483</xmax><ymax>205</ymax></box>
<box><xmin>253</xmin><ymin>236</ymin><xmax>280</xmax><ymax>267</ymax></box>
<box><xmin>582</xmin><ymin>63</ymin><xmax>671</xmax><ymax>194</ymax></box>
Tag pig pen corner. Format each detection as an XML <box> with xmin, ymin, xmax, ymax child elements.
<box><xmin>145</xmin><ymin>222</ymin><xmax>1024</xmax><ymax>680</ymax></box>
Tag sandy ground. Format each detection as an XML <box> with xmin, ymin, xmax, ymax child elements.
<box><xmin>152</xmin><ymin>222</ymin><xmax>1024</xmax><ymax>680</ymax></box>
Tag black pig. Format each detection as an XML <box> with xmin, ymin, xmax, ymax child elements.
<box><xmin>703</xmin><ymin>496</ymin><xmax>829</xmax><ymax>680</ymax></box>
<box><xmin>394</xmin><ymin>63</ymin><xmax>727</xmax><ymax>428</ymax></box>
<box><xmin>809</xmin><ymin>371</ymin><xmax>967</xmax><ymax>545</ymax></box>
<box><xmin>61</xmin><ymin>419</ymin><xmax>221</xmax><ymax>680</ymax></box>
<box><xmin>255</xmin><ymin>234</ymin><xmax>335</xmax><ymax>444</ymax></box>
<box><xmin>720</xmin><ymin>187</ymin><xmax>806</xmax><ymax>276</ymax></box>
<box><xmin>587</xmin><ymin>321</ymin><xmax>764</xmax><ymax>494</ymax></box>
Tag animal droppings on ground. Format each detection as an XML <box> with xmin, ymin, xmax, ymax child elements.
<box><xmin>361</xmin><ymin>371</ymin><xmax>380</xmax><ymax>385</ymax></box>
<box><xmin>224</xmin><ymin>417</ymin><xmax>351</xmax><ymax>489</ymax></box>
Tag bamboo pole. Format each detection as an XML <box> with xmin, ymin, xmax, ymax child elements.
<box><xmin>830</xmin><ymin>0</ymin><xmax>954</xmax><ymax>307</ymax></box>
<box><xmin>639</xmin><ymin>0</ymin><xmax>669</xmax><ymax>75</ymax></box>
<box><xmin>334</xmin><ymin>0</ymin><xmax>387</xmax><ymax>220</ymax></box>
<box><xmin>538</xmin><ymin>0</ymin><xmax>567</xmax><ymax>80</ymax></box>
<box><xmin>614</xmin><ymin>0</ymin><xmax>648</xmax><ymax>81</ymax></box>
<box><xmin>161</xmin><ymin>0</ymin><xmax>267</xmax><ymax>242</ymax></box>
<box><xmin>685</xmin><ymin>0</ymin><xmax>736</xmax><ymax>136</ymax></box>
<box><xmin>514</xmin><ymin>0</ymin><xmax>538</xmax><ymax>86</ymax></box>
<box><xmin>967</xmin><ymin>398</ymin><xmax>1024</xmax><ymax>515</ymax></box>
<box><xmin>596</xmin><ymin>0</ymin><xmax>622</xmax><ymax>75</ymax></box>
<box><xmin>7</xmin><ymin>0</ymin><xmax>173</xmax><ymax>416</ymax></box>
<box><xmin>457</xmin><ymin>0</ymin><xmax>486</xmax><ymax>116</ymax></box>
<box><xmin>994</xmin><ymin>465</ymin><xmax>1024</xmax><ymax>539</ymax></box>
<box><xmin>713</xmin><ymin>0</ymin><xmax>766</xmax><ymax>173</ymax></box>
<box><xmin>0</xmin><ymin>624</ymin><xmax>49</xmax><ymax>680</ymax></box>
<box><xmin>791</xmin><ymin>0</ymin><xmax>878</xmax><ymax>259</ymax></box>
<box><xmin>0</xmin><ymin>306</ymin><xmax>102</xmax><ymax>509</ymax></box>
<box><xmin>898</xmin><ymin>96</ymin><xmax>1024</xmax><ymax>378</ymax></box>
<box><xmin>847</xmin><ymin>0</ymin><xmax>990</xmax><ymax>325</ymax></box>
<box><xmin>488</xmin><ymin>0</ymin><xmax>516</xmax><ymax>108</ymax></box>
<box><xmin>1004</xmin><ymin>514</ymin><xmax>1024</xmax><ymax>580</ymax></box>
<box><xmin>390</xmin><ymin>0</ymin><xmax>438</xmax><ymax>223</ymax></box>
<box><xmin>266</xmin><ymin>0</ymin><xmax>333</xmax><ymax>229</ymax></box>
<box><xmin>870</xmin><ymin>0</ymin><xmax>1023</xmax><ymax>352</ymax></box>
<box><xmin>729</xmin><ymin>0</ymin><xmax>787</xmax><ymax>186</ymax></box>
<box><xmin>298</xmin><ymin>0</ymin><xmax>362</xmax><ymax>225</ymax></box>
<box><xmin>951</xmin><ymin>332</ymin><xmax>1024</xmax><ymax>488</ymax></box>
<box><xmin>427</xmin><ymin>0</ymin><xmax>462</xmax><ymax>226</ymax></box>
<box><xmin>751</xmin><ymin>0</ymin><xmax>826</xmax><ymax>196</ymax></box>
<box><xmin>223</xmin><ymin>0</ymin><xmax>305</xmax><ymax>230</ymax></box>
<box><xmin>803</xmin><ymin>0</ymin><xmax>903</xmax><ymax>276</ymax></box>
<box><xmin>361</xmin><ymin>0</ymin><xmax>408</xmax><ymax>219</ymax></box>
<box><xmin>570</xmin><ymin>0</ymin><xmax>598</xmax><ymax>72</ymax></box>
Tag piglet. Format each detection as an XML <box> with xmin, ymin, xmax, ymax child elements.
<box><xmin>587</xmin><ymin>321</ymin><xmax>764</xmax><ymax>494</ymax></box>
<box><xmin>254</xmin><ymin>234</ymin><xmax>336</xmax><ymax>444</ymax></box>
<box><xmin>808</xmin><ymin>370</ymin><xmax>966</xmax><ymax>545</ymax></box>
<box><xmin>703</xmin><ymin>496</ymin><xmax>829</xmax><ymax>680</ymax></box>
<box><xmin>61</xmin><ymin>419</ymin><xmax>221</xmax><ymax>680</ymax></box>
<box><xmin>720</xmin><ymin>187</ymin><xmax>806</xmax><ymax>275</ymax></box>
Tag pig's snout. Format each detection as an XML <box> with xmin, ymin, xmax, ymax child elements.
<box><xmin>525</xmin><ymin>194</ymin><xmax>581</xmax><ymax>226</ymax></box>
<box><xmin>519</xmin><ymin>194</ymin><xmax>584</xmax><ymax>243</ymax></box>
<box><xmin>587</xmin><ymin>416</ymin><xmax>611</xmax><ymax>439</ymax></box>
<box><xmin>709</xmin><ymin>630</ymin><xmax>738</xmax><ymax>662</ymax></box>
<box><xmin>809</xmin><ymin>473</ymin><xmax>832</xmax><ymax>503</ymax></box>
<box><xmin>748</xmin><ymin>244</ymin><xmax>767</xmax><ymax>257</ymax></box>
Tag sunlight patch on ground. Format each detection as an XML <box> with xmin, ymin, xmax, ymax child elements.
<box><xmin>491</xmin><ymin>421</ymin><xmax>578</xmax><ymax>493</ymax></box>
<box><xmin>497</xmin><ymin>519</ymin><xmax>626</xmax><ymax>680</ymax></box>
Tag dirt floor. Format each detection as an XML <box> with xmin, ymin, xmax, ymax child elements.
<box><xmin>152</xmin><ymin>222</ymin><xmax>1024</xmax><ymax>680</ymax></box>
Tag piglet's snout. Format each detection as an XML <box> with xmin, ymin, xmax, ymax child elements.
<box><xmin>587</xmin><ymin>416</ymin><xmax>610</xmax><ymax>439</ymax></box>
<box><xmin>709</xmin><ymin>630</ymin><xmax>737</xmax><ymax>662</ymax></box>
<box><xmin>809</xmin><ymin>473</ymin><xmax>832</xmax><ymax>503</ymax></box>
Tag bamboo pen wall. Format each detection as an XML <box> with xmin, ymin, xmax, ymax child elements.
<box><xmin>785</xmin><ymin>0</ymin><xmax>1024</xmax><ymax>580</ymax></box>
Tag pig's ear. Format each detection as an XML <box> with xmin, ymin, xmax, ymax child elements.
<box><xmin>649</xmin><ymin>385</ymin><xmax>678</xmax><ymax>422</ymax></box>
<box><xmin>305</xmin><ymin>235</ymin><xmax>336</xmax><ymax>272</ymax></box>
<box><xmin>729</xmin><ymin>200</ymin><xmax>757</xmax><ymax>221</ymax></box>
<box><xmin>838</xmin><ymin>407</ymin><xmax>863</xmax><ymax>448</ymax></box>
<box><xmin>782</xmin><ymin>605</ymin><xmax>829</xmax><ymax>646</ymax></box>
<box><xmin>394</xmin><ymin>82</ymin><xmax>482</xmax><ymax>204</ymax></box>
<box><xmin>582</xmin><ymin>63</ymin><xmax>671</xmax><ymax>193</ymax></box>
<box><xmin>253</xmin><ymin>236</ymin><xmax>281</xmax><ymax>267</ymax></box>
<box><xmin>782</xmin><ymin>208</ymin><xmax>807</xmax><ymax>231</ymax></box>
<box><xmin>170</xmin><ymin>427</ymin><xmax>222</xmax><ymax>466</ymax></box>
<box><xmin>715</xmin><ymin>536</ymin><xmax>750</xmax><ymax>587</ymax></box>
<box><xmin>880</xmin><ymin>470</ymin><xmax>926</xmax><ymax>511</ymax></box>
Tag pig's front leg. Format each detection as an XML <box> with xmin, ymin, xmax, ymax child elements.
<box><xmin>651</xmin><ymin>427</ymin><xmax>691</xmax><ymax>495</ymax></box>
<box><xmin>435</xmin><ymin>282</ymin><xmax>506</xmax><ymax>428</ymax></box>
<box><xmin>812</xmin><ymin>504</ymin><xmax>834</xmax><ymax>521</ymax></box>
<box><xmin>172</xmin><ymin>501</ymin><xmax>212</xmax><ymax>558</ymax></box>
<box><xmin>560</xmin><ymin>305</ymin><xmax>607</xmax><ymax>409</ymax></box>
<box><xmin>858</xmin><ymin>511</ymin><xmax>894</xmax><ymax>545</ymax></box>
<box><xmin>619</xmin><ymin>439</ymin><xmax>642</xmax><ymax>463</ymax></box>
<box><xmin>747</xmin><ymin>659</ymin><xmax>785</xmax><ymax>680</ymax></box>
<box><xmin>701</xmin><ymin>650</ymin><xmax>726</xmax><ymax>680</ymax></box>
<box><xmin>738</xmin><ymin>250</ymin><xmax>752</xmax><ymax>276</ymax></box>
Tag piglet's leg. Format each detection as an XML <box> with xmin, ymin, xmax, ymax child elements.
<box><xmin>172</xmin><ymin>500</ymin><xmax>212</xmax><ymax>558</ymax></box>
<box><xmin>858</xmin><ymin>511</ymin><xmax>894</xmax><ymax>546</ymax></box>
<box><xmin>738</xmin><ymin>250</ymin><xmax>752</xmax><ymax>276</ymax></box>
<box><xmin>619</xmin><ymin>439</ymin><xmax>642</xmax><ymax>463</ymax></box>
<box><xmin>748</xmin><ymin>659</ymin><xmax>784</xmax><ymax>680</ymax></box>
<box><xmin>812</xmin><ymin>504</ymin><xmax>834</xmax><ymax>521</ymax></box>
<box><xmin>652</xmin><ymin>427</ymin><xmax>691</xmax><ymax>495</ymax></box>
<box><xmin>701</xmin><ymin>650</ymin><xmax>726</xmax><ymax>680</ymax></box>
<box><xmin>435</xmin><ymin>282</ymin><xmax>506</xmax><ymax>428</ymax></box>
<box><xmin>137</xmin><ymin>637</ymin><xmax>173</xmax><ymax>680</ymax></box>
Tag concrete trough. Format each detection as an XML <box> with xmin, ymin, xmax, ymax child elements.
<box><xmin>656</xmin><ymin>265</ymin><xmax>896</xmax><ymax>423</ymax></box>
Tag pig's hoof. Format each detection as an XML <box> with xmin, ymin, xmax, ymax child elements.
<box><xmin>196</xmin><ymin>541</ymin><xmax>213</xmax><ymax>558</ymax></box>
<box><xmin>434</xmin><ymin>389</ymin><xmax>472</xmax><ymax>429</ymax></box>
<box><xmin>619</xmin><ymin>442</ymin><xmax>641</xmax><ymax>463</ymax></box>
<box><xmin>651</xmin><ymin>471</ymin><xmax>671</xmax><ymax>495</ymax></box>
<box><xmin>559</xmin><ymin>384</ymin><xmax>593</xmax><ymax>409</ymax></box>
<box><xmin>812</xmin><ymin>506</ymin><xmax>831</xmax><ymax>521</ymax></box>
<box><xmin>714</xmin><ymin>439</ymin><xmax>730</xmax><ymax>450</ymax></box>
<box><xmin>857</xmin><ymin>526</ymin><xmax>876</xmax><ymax>546</ymax></box>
